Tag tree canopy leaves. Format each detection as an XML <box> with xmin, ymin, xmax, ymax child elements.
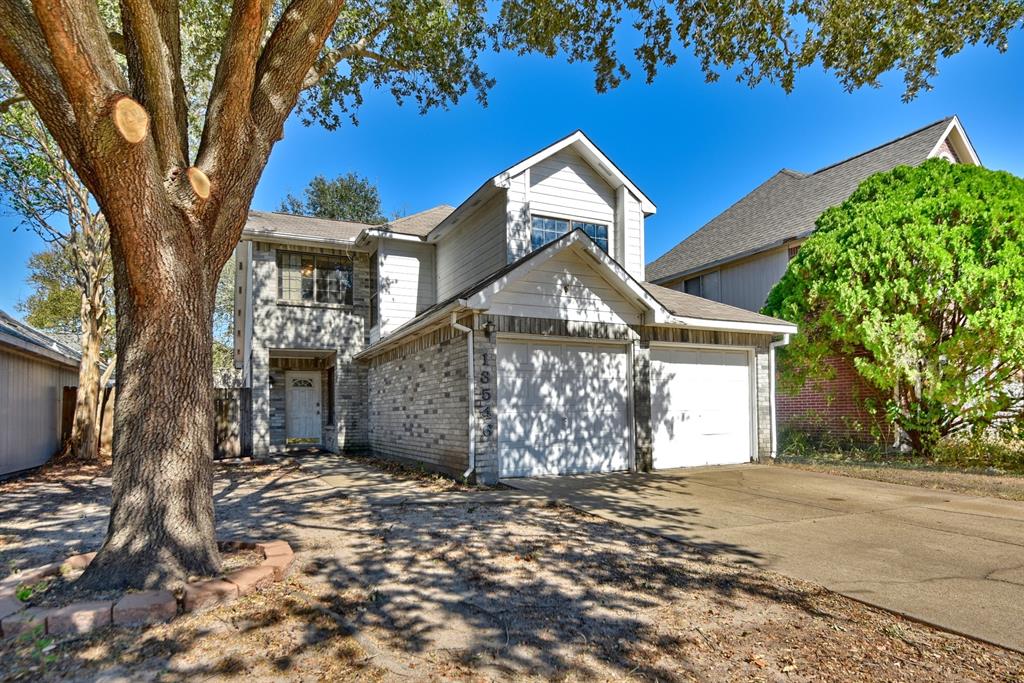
<box><xmin>764</xmin><ymin>159</ymin><xmax>1024</xmax><ymax>452</ymax></box>
<box><xmin>280</xmin><ymin>172</ymin><xmax>386</xmax><ymax>223</ymax></box>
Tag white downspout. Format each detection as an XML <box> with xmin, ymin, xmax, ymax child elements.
<box><xmin>451</xmin><ymin>312</ymin><xmax>476</xmax><ymax>481</ymax></box>
<box><xmin>769</xmin><ymin>333</ymin><xmax>791</xmax><ymax>459</ymax></box>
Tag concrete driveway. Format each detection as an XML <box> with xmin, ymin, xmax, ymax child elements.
<box><xmin>504</xmin><ymin>465</ymin><xmax>1024</xmax><ymax>653</ymax></box>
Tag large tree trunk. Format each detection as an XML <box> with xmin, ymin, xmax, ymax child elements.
<box><xmin>78</xmin><ymin>215</ymin><xmax>221</xmax><ymax>591</ymax></box>
<box><xmin>69</xmin><ymin>284</ymin><xmax>104</xmax><ymax>461</ymax></box>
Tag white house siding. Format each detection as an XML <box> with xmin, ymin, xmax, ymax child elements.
<box><xmin>0</xmin><ymin>348</ymin><xmax>78</xmax><ymax>476</ymax></box>
<box><xmin>506</xmin><ymin>149</ymin><xmax>620</xmax><ymax>263</ymax></box>
<box><xmin>436</xmin><ymin>193</ymin><xmax>506</xmax><ymax>301</ymax></box>
<box><xmin>249</xmin><ymin>242</ymin><xmax>370</xmax><ymax>455</ymax></box>
<box><xmin>620</xmin><ymin>189</ymin><xmax>645</xmax><ymax>281</ymax></box>
<box><xmin>487</xmin><ymin>248</ymin><xmax>642</xmax><ymax>325</ymax></box>
<box><xmin>506</xmin><ymin>171</ymin><xmax>530</xmax><ymax>263</ymax></box>
<box><xmin>378</xmin><ymin>238</ymin><xmax>435</xmax><ymax>336</ymax></box>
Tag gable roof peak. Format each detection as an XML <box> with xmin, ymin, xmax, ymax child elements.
<box><xmin>646</xmin><ymin>115</ymin><xmax>968</xmax><ymax>283</ymax></box>
<box><xmin>808</xmin><ymin>116</ymin><xmax>954</xmax><ymax>176</ymax></box>
<box><xmin>495</xmin><ymin>129</ymin><xmax>656</xmax><ymax>215</ymax></box>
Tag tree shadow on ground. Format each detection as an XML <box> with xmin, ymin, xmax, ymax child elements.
<box><xmin>3</xmin><ymin>455</ymin><xmax>1017</xmax><ymax>681</ymax></box>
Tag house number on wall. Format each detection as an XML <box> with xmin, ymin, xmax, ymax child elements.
<box><xmin>478</xmin><ymin>352</ymin><xmax>494</xmax><ymax>439</ymax></box>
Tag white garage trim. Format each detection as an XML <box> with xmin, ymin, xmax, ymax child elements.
<box><xmin>648</xmin><ymin>342</ymin><xmax>757</xmax><ymax>468</ymax></box>
<box><xmin>496</xmin><ymin>335</ymin><xmax>634</xmax><ymax>477</ymax></box>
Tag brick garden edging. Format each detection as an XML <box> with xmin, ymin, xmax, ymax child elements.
<box><xmin>0</xmin><ymin>540</ymin><xmax>294</xmax><ymax>639</ymax></box>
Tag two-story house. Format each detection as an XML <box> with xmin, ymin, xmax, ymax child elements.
<box><xmin>646</xmin><ymin>117</ymin><xmax>981</xmax><ymax>445</ymax></box>
<box><xmin>233</xmin><ymin>131</ymin><xmax>796</xmax><ymax>483</ymax></box>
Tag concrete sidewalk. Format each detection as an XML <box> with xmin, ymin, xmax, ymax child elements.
<box><xmin>504</xmin><ymin>464</ymin><xmax>1024</xmax><ymax>653</ymax></box>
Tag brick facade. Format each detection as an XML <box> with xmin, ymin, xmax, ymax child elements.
<box><xmin>250</xmin><ymin>242</ymin><xmax>370</xmax><ymax>455</ymax></box>
<box><xmin>776</xmin><ymin>354</ymin><xmax>891</xmax><ymax>448</ymax></box>
<box><xmin>361</xmin><ymin>314</ymin><xmax>779</xmax><ymax>483</ymax></box>
<box><xmin>366</xmin><ymin>320</ymin><xmax>471</xmax><ymax>476</ymax></box>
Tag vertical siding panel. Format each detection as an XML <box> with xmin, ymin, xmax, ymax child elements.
<box><xmin>0</xmin><ymin>349</ymin><xmax>78</xmax><ymax>476</ymax></box>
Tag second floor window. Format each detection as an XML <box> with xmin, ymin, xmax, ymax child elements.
<box><xmin>531</xmin><ymin>215</ymin><xmax>609</xmax><ymax>253</ymax></box>
<box><xmin>278</xmin><ymin>252</ymin><xmax>353</xmax><ymax>306</ymax></box>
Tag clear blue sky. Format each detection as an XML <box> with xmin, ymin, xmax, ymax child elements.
<box><xmin>2</xmin><ymin>32</ymin><xmax>1023</xmax><ymax>317</ymax></box>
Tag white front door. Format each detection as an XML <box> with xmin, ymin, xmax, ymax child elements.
<box><xmin>497</xmin><ymin>339</ymin><xmax>631</xmax><ymax>478</ymax></box>
<box><xmin>651</xmin><ymin>347</ymin><xmax>753</xmax><ymax>469</ymax></box>
<box><xmin>286</xmin><ymin>371</ymin><xmax>321</xmax><ymax>443</ymax></box>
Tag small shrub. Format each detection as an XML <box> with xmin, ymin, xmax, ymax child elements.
<box><xmin>931</xmin><ymin>438</ymin><xmax>1024</xmax><ymax>474</ymax></box>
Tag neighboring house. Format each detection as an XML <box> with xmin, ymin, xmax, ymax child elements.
<box><xmin>0</xmin><ymin>310</ymin><xmax>80</xmax><ymax>477</ymax></box>
<box><xmin>233</xmin><ymin>131</ymin><xmax>797</xmax><ymax>483</ymax></box>
<box><xmin>646</xmin><ymin>116</ymin><xmax>981</xmax><ymax>444</ymax></box>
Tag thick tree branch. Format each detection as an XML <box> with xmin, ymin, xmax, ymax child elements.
<box><xmin>250</xmin><ymin>0</ymin><xmax>345</xmax><ymax>137</ymax></box>
<box><xmin>30</xmin><ymin>0</ymin><xmax>127</xmax><ymax>128</ymax></box>
<box><xmin>25</xmin><ymin>0</ymin><xmax>172</xmax><ymax>302</ymax></box>
<box><xmin>196</xmin><ymin>0</ymin><xmax>273</xmax><ymax>168</ymax></box>
<box><xmin>120</xmin><ymin>0</ymin><xmax>190</xmax><ymax>170</ymax></box>
<box><xmin>199</xmin><ymin>0</ymin><xmax>344</xmax><ymax>272</ymax></box>
<box><xmin>0</xmin><ymin>93</ymin><xmax>28</xmax><ymax>113</ymax></box>
<box><xmin>300</xmin><ymin>20</ymin><xmax>392</xmax><ymax>90</ymax></box>
<box><xmin>0</xmin><ymin>0</ymin><xmax>86</xmax><ymax>174</ymax></box>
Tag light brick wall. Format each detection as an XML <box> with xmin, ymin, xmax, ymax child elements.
<box><xmin>472</xmin><ymin>327</ymin><xmax>499</xmax><ymax>483</ymax></box>
<box><xmin>249</xmin><ymin>242</ymin><xmax>370</xmax><ymax>455</ymax></box>
<box><xmin>360</xmin><ymin>314</ymin><xmax>779</xmax><ymax>479</ymax></box>
<box><xmin>776</xmin><ymin>354</ymin><xmax>891</xmax><ymax>448</ymax></box>
<box><xmin>367</xmin><ymin>322</ymin><xmax>471</xmax><ymax>476</ymax></box>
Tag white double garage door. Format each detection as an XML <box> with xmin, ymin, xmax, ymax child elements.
<box><xmin>497</xmin><ymin>339</ymin><xmax>755</xmax><ymax>478</ymax></box>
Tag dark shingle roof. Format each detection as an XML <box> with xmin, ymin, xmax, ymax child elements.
<box><xmin>641</xmin><ymin>283</ymin><xmax>792</xmax><ymax>327</ymax></box>
<box><xmin>0</xmin><ymin>309</ymin><xmax>81</xmax><ymax>366</ymax></box>
<box><xmin>647</xmin><ymin>117</ymin><xmax>954</xmax><ymax>282</ymax></box>
<box><xmin>244</xmin><ymin>211</ymin><xmax>376</xmax><ymax>243</ymax></box>
<box><xmin>382</xmin><ymin>205</ymin><xmax>456</xmax><ymax>236</ymax></box>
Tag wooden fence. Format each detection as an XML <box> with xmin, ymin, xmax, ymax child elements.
<box><xmin>214</xmin><ymin>388</ymin><xmax>253</xmax><ymax>459</ymax></box>
<box><xmin>61</xmin><ymin>387</ymin><xmax>252</xmax><ymax>459</ymax></box>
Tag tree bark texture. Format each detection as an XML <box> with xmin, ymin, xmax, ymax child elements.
<box><xmin>79</xmin><ymin>215</ymin><xmax>221</xmax><ymax>590</ymax></box>
<box><xmin>1</xmin><ymin>0</ymin><xmax>344</xmax><ymax>591</ymax></box>
<box><xmin>69</xmin><ymin>290</ymin><xmax>103</xmax><ymax>461</ymax></box>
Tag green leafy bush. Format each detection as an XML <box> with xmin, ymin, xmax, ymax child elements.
<box><xmin>765</xmin><ymin>159</ymin><xmax>1024</xmax><ymax>455</ymax></box>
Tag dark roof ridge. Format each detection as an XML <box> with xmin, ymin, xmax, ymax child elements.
<box><xmin>808</xmin><ymin>116</ymin><xmax>953</xmax><ymax>176</ymax></box>
<box><xmin>254</xmin><ymin>209</ymin><xmax>382</xmax><ymax>227</ymax></box>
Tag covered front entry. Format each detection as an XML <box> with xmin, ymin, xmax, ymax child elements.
<box><xmin>285</xmin><ymin>370</ymin><xmax>322</xmax><ymax>443</ymax></box>
<box><xmin>650</xmin><ymin>346</ymin><xmax>754</xmax><ymax>468</ymax></box>
<box><xmin>497</xmin><ymin>338</ymin><xmax>631</xmax><ymax>478</ymax></box>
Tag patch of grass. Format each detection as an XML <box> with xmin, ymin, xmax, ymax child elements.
<box><xmin>15</xmin><ymin>579</ymin><xmax>51</xmax><ymax>603</ymax></box>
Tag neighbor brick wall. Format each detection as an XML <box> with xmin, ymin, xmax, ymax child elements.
<box><xmin>776</xmin><ymin>354</ymin><xmax>891</xmax><ymax>447</ymax></box>
<box><xmin>366</xmin><ymin>323</ymin><xmax>471</xmax><ymax>476</ymax></box>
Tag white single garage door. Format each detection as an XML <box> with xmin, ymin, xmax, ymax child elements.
<box><xmin>497</xmin><ymin>339</ymin><xmax>631</xmax><ymax>477</ymax></box>
<box><xmin>651</xmin><ymin>347</ymin><xmax>753</xmax><ymax>469</ymax></box>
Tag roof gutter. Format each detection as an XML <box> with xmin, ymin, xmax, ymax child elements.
<box><xmin>0</xmin><ymin>331</ymin><xmax>80</xmax><ymax>369</ymax></box>
<box><xmin>769</xmin><ymin>333</ymin><xmax>791</xmax><ymax>459</ymax></box>
<box><xmin>241</xmin><ymin>229</ymin><xmax>361</xmax><ymax>251</ymax></box>
<box><xmin>353</xmin><ymin>299</ymin><xmax>469</xmax><ymax>361</ymax></box>
<box><xmin>662</xmin><ymin>316</ymin><xmax>798</xmax><ymax>335</ymax></box>
<box><xmin>355</xmin><ymin>228</ymin><xmax>427</xmax><ymax>247</ymax></box>
<box><xmin>449</xmin><ymin>312</ymin><xmax>476</xmax><ymax>482</ymax></box>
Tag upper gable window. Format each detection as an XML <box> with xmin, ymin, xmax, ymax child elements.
<box><xmin>278</xmin><ymin>251</ymin><xmax>353</xmax><ymax>306</ymax></box>
<box><xmin>530</xmin><ymin>215</ymin><xmax>609</xmax><ymax>253</ymax></box>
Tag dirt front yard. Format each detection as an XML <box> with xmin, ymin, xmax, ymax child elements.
<box><xmin>1</xmin><ymin>456</ymin><xmax>1022</xmax><ymax>682</ymax></box>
